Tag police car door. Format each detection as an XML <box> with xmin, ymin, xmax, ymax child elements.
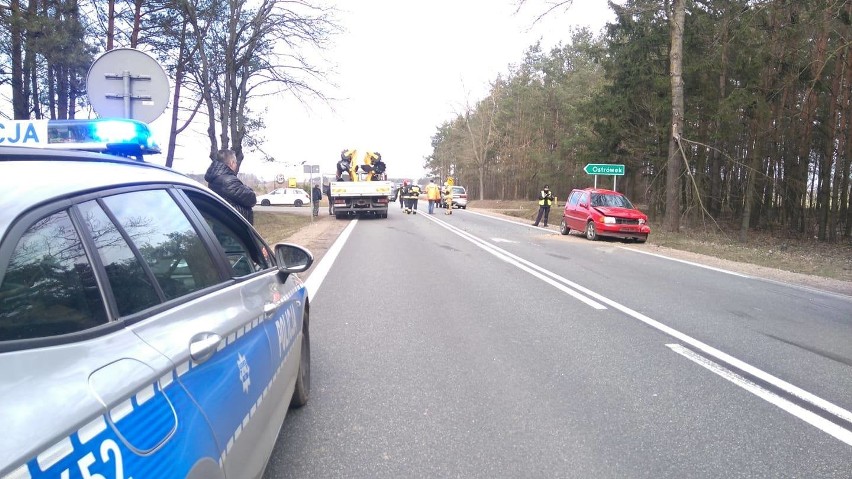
<box><xmin>74</xmin><ymin>186</ymin><xmax>279</xmax><ymax>479</ymax></box>
<box><xmin>134</xmin><ymin>189</ymin><xmax>301</xmax><ymax>479</ymax></box>
<box><xmin>0</xmin><ymin>191</ymin><xmax>222</xmax><ymax>479</ymax></box>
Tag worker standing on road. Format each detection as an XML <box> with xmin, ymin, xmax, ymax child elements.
<box><xmin>398</xmin><ymin>183</ymin><xmax>405</xmax><ymax>209</ymax></box>
<box><xmin>403</xmin><ymin>181</ymin><xmax>421</xmax><ymax>214</ymax></box>
<box><xmin>410</xmin><ymin>182</ymin><xmax>421</xmax><ymax>213</ymax></box>
<box><xmin>426</xmin><ymin>179</ymin><xmax>441</xmax><ymax>214</ymax></box>
<box><xmin>311</xmin><ymin>183</ymin><xmax>322</xmax><ymax>217</ymax></box>
<box><xmin>443</xmin><ymin>182</ymin><xmax>453</xmax><ymax>215</ymax></box>
<box><xmin>401</xmin><ymin>180</ymin><xmax>411</xmax><ymax>213</ymax></box>
<box><xmin>532</xmin><ymin>184</ymin><xmax>554</xmax><ymax>227</ymax></box>
<box><xmin>323</xmin><ymin>181</ymin><xmax>333</xmax><ymax>215</ymax></box>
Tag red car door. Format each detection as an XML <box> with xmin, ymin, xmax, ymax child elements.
<box><xmin>564</xmin><ymin>190</ymin><xmax>588</xmax><ymax>231</ymax></box>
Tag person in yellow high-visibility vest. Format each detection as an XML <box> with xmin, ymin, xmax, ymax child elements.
<box><xmin>405</xmin><ymin>182</ymin><xmax>421</xmax><ymax>214</ymax></box>
<box><xmin>425</xmin><ymin>179</ymin><xmax>441</xmax><ymax>214</ymax></box>
<box><xmin>442</xmin><ymin>182</ymin><xmax>453</xmax><ymax>215</ymax></box>
<box><xmin>532</xmin><ymin>184</ymin><xmax>554</xmax><ymax>227</ymax></box>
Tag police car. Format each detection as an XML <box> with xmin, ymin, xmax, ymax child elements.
<box><xmin>0</xmin><ymin>119</ymin><xmax>313</xmax><ymax>479</ymax></box>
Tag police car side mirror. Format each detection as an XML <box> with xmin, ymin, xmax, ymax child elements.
<box><xmin>274</xmin><ymin>243</ymin><xmax>314</xmax><ymax>278</ymax></box>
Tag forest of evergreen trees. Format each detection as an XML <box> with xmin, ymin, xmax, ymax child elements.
<box><xmin>425</xmin><ymin>1</ymin><xmax>852</xmax><ymax>242</ymax></box>
<box><xmin>2</xmin><ymin>1</ymin><xmax>851</xmax><ymax>242</ymax></box>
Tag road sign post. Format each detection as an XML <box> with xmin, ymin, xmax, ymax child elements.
<box><xmin>584</xmin><ymin>163</ymin><xmax>625</xmax><ymax>189</ymax></box>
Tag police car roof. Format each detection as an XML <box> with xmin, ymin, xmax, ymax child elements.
<box><xmin>0</xmin><ymin>146</ymin><xmax>203</xmax><ymax>232</ymax></box>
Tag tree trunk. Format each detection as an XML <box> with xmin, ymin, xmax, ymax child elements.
<box><xmin>107</xmin><ymin>0</ymin><xmax>115</xmax><ymax>50</ymax></box>
<box><xmin>665</xmin><ymin>0</ymin><xmax>685</xmax><ymax>232</ymax></box>
<box><xmin>819</xmin><ymin>42</ymin><xmax>844</xmax><ymax>241</ymax></box>
<box><xmin>166</xmin><ymin>19</ymin><xmax>190</xmax><ymax>169</ymax></box>
<box><xmin>67</xmin><ymin>0</ymin><xmax>81</xmax><ymax>119</ymax></box>
<box><xmin>709</xmin><ymin>2</ymin><xmax>730</xmax><ymax>218</ymax></box>
<box><xmin>841</xmin><ymin>16</ymin><xmax>852</xmax><ymax>239</ymax></box>
<box><xmin>796</xmin><ymin>5</ymin><xmax>829</xmax><ymax>235</ymax></box>
<box><xmin>740</xmin><ymin>115</ymin><xmax>764</xmax><ymax>242</ymax></box>
<box><xmin>130</xmin><ymin>0</ymin><xmax>143</xmax><ymax>48</ymax></box>
<box><xmin>10</xmin><ymin>0</ymin><xmax>28</xmax><ymax>119</ymax></box>
<box><xmin>57</xmin><ymin>64</ymin><xmax>69</xmax><ymax>119</ymax></box>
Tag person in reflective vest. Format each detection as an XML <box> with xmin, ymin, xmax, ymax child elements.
<box><xmin>425</xmin><ymin>179</ymin><xmax>441</xmax><ymax>214</ymax></box>
<box><xmin>443</xmin><ymin>183</ymin><xmax>453</xmax><ymax>215</ymax></box>
<box><xmin>404</xmin><ymin>182</ymin><xmax>421</xmax><ymax>214</ymax></box>
<box><xmin>532</xmin><ymin>184</ymin><xmax>554</xmax><ymax>227</ymax></box>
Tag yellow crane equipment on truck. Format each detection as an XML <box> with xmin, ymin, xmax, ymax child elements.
<box><xmin>336</xmin><ymin>149</ymin><xmax>386</xmax><ymax>181</ymax></box>
<box><xmin>330</xmin><ymin>148</ymin><xmax>392</xmax><ymax>219</ymax></box>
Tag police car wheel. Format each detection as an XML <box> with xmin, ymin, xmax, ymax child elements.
<box><xmin>290</xmin><ymin>311</ymin><xmax>310</xmax><ymax>408</ymax></box>
<box><xmin>294</xmin><ymin>199</ymin><xmax>303</xmax><ymax>207</ymax></box>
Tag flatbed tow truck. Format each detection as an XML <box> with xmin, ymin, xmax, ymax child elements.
<box><xmin>330</xmin><ymin>149</ymin><xmax>393</xmax><ymax>219</ymax></box>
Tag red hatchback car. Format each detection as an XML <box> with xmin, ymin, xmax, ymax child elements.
<box><xmin>560</xmin><ymin>188</ymin><xmax>651</xmax><ymax>242</ymax></box>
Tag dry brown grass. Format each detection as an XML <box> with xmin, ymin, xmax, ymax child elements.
<box><xmin>253</xmin><ymin>211</ymin><xmax>313</xmax><ymax>244</ymax></box>
<box><xmin>468</xmin><ymin>200</ymin><xmax>852</xmax><ymax>283</ymax></box>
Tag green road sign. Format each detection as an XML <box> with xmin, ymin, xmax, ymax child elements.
<box><xmin>584</xmin><ymin>163</ymin><xmax>625</xmax><ymax>176</ymax></box>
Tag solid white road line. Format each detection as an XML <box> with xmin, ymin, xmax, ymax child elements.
<box><xmin>422</xmin><ymin>213</ymin><xmax>606</xmax><ymax>309</ymax></box>
<box><xmin>421</xmin><ymin>213</ymin><xmax>852</xmax><ymax>441</ymax></box>
<box><xmin>623</xmin><ymin>247</ymin><xmax>852</xmax><ymax>300</ymax></box>
<box><xmin>304</xmin><ymin>219</ymin><xmax>358</xmax><ymax>300</ymax></box>
<box><xmin>668</xmin><ymin>344</ymin><xmax>852</xmax><ymax>446</ymax></box>
<box><xmin>622</xmin><ymin>247</ymin><xmax>750</xmax><ymax>278</ymax></box>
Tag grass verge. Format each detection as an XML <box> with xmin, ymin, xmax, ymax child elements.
<box><xmin>253</xmin><ymin>211</ymin><xmax>313</xmax><ymax>244</ymax></box>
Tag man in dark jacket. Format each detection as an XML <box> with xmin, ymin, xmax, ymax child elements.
<box><xmin>311</xmin><ymin>184</ymin><xmax>322</xmax><ymax>217</ymax></box>
<box><xmin>205</xmin><ymin>149</ymin><xmax>257</xmax><ymax>224</ymax></box>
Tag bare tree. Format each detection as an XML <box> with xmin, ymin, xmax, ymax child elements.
<box><xmin>462</xmin><ymin>83</ymin><xmax>502</xmax><ymax>201</ymax></box>
<box><xmin>181</xmin><ymin>0</ymin><xmax>338</xmax><ymax>171</ymax></box>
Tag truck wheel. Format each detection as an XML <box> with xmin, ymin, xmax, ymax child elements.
<box><xmin>335</xmin><ymin>213</ymin><xmax>345</xmax><ymax>219</ymax></box>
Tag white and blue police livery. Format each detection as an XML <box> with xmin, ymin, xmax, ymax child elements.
<box><xmin>0</xmin><ymin>120</ymin><xmax>313</xmax><ymax>479</ymax></box>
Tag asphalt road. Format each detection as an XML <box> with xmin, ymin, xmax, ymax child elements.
<box><xmin>263</xmin><ymin>206</ymin><xmax>852</xmax><ymax>478</ymax></box>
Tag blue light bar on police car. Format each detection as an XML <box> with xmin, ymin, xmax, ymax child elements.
<box><xmin>0</xmin><ymin>118</ymin><xmax>161</xmax><ymax>156</ymax></box>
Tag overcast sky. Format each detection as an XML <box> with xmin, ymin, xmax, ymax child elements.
<box><xmin>159</xmin><ymin>0</ymin><xmax>618</xmax><ymax>182</ymax></box>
